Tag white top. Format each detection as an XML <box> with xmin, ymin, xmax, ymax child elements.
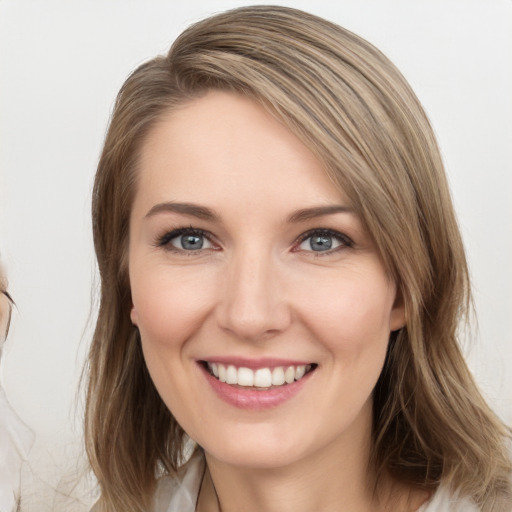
<box><xmin>417</xmin><ymin>486</ymin><xmax>478</xmax><ymax>512</ymax></box>
<box><xmin>153</xmin><ymin>453</ymin><xmax>479</xmax><ymax>512</ymax></box>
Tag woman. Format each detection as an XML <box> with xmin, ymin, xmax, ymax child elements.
<box><xmin>86</xmin><ymin>6</ymin><xmax>512</xmax><ymax>511</ymax></box>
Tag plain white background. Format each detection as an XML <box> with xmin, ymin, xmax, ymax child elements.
<box><xmin>1</xmin><ymin>1</ymin><xmax>511</xmax><ymax>509</ymax></box>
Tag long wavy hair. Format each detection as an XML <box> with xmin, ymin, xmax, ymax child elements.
<box><xmin>85</xmin><ymin>6</ymin><xmax>511</xmax><ymax>511</ymax></box>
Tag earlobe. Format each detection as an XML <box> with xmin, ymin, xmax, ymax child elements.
<box><xmin>130</xmin><ymin>306</ymin><xmax>139</xmax><ymax>326</ymax></box>
<box><xmin>390</xmin><ymin>288</ymin><xmax>406</xmax><ymax>332</ymax></box>
<box><xmin>390</xmin><ymin>306</ymin><xmax>406</xmax><ymax>332</ymax></box>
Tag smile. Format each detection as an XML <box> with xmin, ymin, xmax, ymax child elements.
<box><xmin>205</xmin><ymin>362</ymin><xmax>316</xmax><ymax>389</ymax></box>
<box><xmin>199</xmin><ymin>359</ymin><xmax>317</xmax><ymax>410</ymax></box>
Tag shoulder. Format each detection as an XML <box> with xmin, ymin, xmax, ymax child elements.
<box><xmin>417</xmin><ymin>486</ymin><xmax>479</xmax><ymax>512</ymax></box>
<box><xmin>153</xmin><ymin>452</ymin><xmax>205</xmax><ymax>512</ymax></box>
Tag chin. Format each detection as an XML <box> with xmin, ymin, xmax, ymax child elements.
<box><xmin>205</xmin><ymin>443</ymin><xmax>304</xmax><ymax>471</ymax></box>
<box><xmin>196</xmin><ymin>425</ymin><xmax>306</xmax><ymax>470</ymax></box>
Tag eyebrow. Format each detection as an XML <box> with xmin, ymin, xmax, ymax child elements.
<box><xmin>145</xmin><ymin>202</ymin><xmax>354</xmax><ymax>223</ymax></box>
<box><xmin>145</xmin><ymin>202</ymin><xmax>219</xmax><ymax>221</ymax></box>
<box><xmin>287</xmin><ymin>205</ymin><xmax>355</xmax><ymax>223</ymax></box>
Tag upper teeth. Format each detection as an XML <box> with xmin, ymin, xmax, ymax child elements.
<box><xmin>207</xmin><ymin>362</ymin><xmax>311</xmax><ymax>387</ymax></box>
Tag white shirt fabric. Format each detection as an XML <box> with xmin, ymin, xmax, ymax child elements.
<box><xmin>154</xmin><ymin>454</ymin><xmax>204</xmax><ymax>512</ymax></box>
<box><xmin>417</xmin><ymin>486</ymin><xmax>478</xmax><ymax>511</ymax></box>
<box><xmin>0</xmin><ymin>386</ymin><xmax>34</xmax><ymax>512</ymax></box>
<box><xmin>153</xmin><ymin>453</ymin><xmax>479</xmax><ymax>512</ymax></box>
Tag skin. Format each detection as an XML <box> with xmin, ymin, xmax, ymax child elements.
<box><xmin>129</xmin><ymin>91</ymin><xmax>427</xmax><ymax>511</ymax></box>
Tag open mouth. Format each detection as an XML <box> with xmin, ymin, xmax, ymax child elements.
<box><xmin>202</xmin><ymin>361</ymin><xmax>317</xmax><ymax>390</ymax></box>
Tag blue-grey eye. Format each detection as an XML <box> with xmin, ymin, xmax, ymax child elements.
<box><xmin>310</xmin><ymin>234</ymin><xmax>332</xmax><ymax>251</ymax></box>
<box><xmin>169</xmin><ymin>231</ymin><xmax>213</xmax><ymax>250</ymax></box>
<box><xmin>181</xmin><ymin>234</ymin><xmax>203</xmax><ymax>250</ymax></box>
<box><xmin>298</xmin><ymin>231</ymin><xmax>346</xmax><ymax>252</ymax></box>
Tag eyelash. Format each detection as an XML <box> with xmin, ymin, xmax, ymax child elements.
<box><xmin>154</xmin><ymin>226</ymin><xmax>353</xmax><ymax>255</ymax></box>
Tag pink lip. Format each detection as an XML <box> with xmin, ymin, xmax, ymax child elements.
<box><xmin>198</xmin><ymin>362</ymin><xmax>315</xmax><ymax>411</ymax></box>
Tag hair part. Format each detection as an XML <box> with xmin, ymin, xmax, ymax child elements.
<box><xmin>86</xmin><ymin>6</ymin><xmax>511</xmax><ymax>511</ymax></box>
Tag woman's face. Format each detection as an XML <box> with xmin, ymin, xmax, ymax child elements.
<box><xmin>129</xmin><ymin>91</ymin><xmax>404</xmax><ymax>469</ymax></box>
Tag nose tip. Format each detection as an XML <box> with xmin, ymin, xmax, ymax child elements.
<box><xmin>215</xmin><ymin>255</ymin><xmax>291</xmax><ymax>342</ymax></box>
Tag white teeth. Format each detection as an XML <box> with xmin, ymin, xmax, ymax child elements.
<box><xmin>271</xmin><ymin>367</ymin><xmax>285</xmax><ymax>386</ymax></box>
<box><xmin>218</xmin><ymin>364</ymin><xmax>227</xmax><ymax>383</ymax></box>
<box><xmin>206</xmin><ymin>362</ymin><xmax>313</xmax><ymax>388</ymax></box>
<box><xmin>226</xmin><ymin>365</ymin><xmax>237</xmax><ymax>384</ymax></box>
<box><xmin>284</xmin><ymin>366</ymin><xmax>295</xmax><ymax>384</ymax></box>
<box><xmin>254</xmin><ymin>368</ymin><xmax>272</xmax><ymax>388</ymax></box>
<box><xmin>237</xmin><ymin>367</ymin><xmax>254</xmax><ymax>386</ymax></box>
<box><xmin>295</xmin><ymin>365</ymin><xmax>306</xmax><ymax>380</ymax></box>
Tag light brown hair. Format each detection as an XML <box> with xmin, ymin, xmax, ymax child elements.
<box><xmin>86</xmin><ymin>6</ymin><xmax>511</xmax><ymax>511</ymax></box>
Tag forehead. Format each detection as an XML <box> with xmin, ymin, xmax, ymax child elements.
<box><xmin>135</xmin><ymin>91</ymin><xmax>350</xmax><ymax>215</ymax></box>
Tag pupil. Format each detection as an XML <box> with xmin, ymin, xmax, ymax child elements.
<box><xmin>181</xmin><ymin>234</ymin><xmax>203</xmax><ymax>250</ymax></box>
<box><xmin>310</xmin><ymin>235</ymin><xmax>332</xmax><ymax>251</ymax></box>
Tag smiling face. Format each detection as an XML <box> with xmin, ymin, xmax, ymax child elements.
<box><xmin>128</xmin><ymin>91</ymin><xmax>405</xmax><ymax>470</ymax></box>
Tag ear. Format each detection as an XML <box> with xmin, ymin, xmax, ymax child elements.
<box><xmin>130</xmin><ymin>305</ymin><xmax>139</xmax><ymax>326</ymax></box>
<box><xmin>389</xmin><ymin>285</ymin><xmax>406</xmax><ymax>332</ymax></box>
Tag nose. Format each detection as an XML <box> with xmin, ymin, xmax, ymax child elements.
<box><xmin>215</xmin><ymin>247</ymin><xmax>291</xmax><ymax>342</ymax></box>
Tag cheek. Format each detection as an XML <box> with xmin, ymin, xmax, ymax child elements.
<box><xmin>294</xmin><ymin>269</ymin><xmax>396</xmax><ymax>353</ymax></box>
<box><xmin>129</xmin><ymin>264</ymin><xmax>218</xmax><ymax>414</ymax></box>
<box><xmin>290</xmin><ymin>268</ymin><xmax>395</xmax><ymax>400</ymax></box>
<box><xmin>130</xmin><ymin>259</ymin><xmax>219</xmax><ymax>350</ymax></box>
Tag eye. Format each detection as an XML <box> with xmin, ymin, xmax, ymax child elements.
<box><xmin>296</xmin><ymin>229</ymin><xmax>352</xmax><ymax>253</ymax></box>
<box><xmin>157</xmin><ymin>228</ymin><xmax>215</xmax><ymax>252</ymax></box>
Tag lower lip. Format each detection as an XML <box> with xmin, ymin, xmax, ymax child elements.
<box><xmin>200</xmin><ymin>364</ymin><xmax>312</xmax><ymax>411</ymax></box>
